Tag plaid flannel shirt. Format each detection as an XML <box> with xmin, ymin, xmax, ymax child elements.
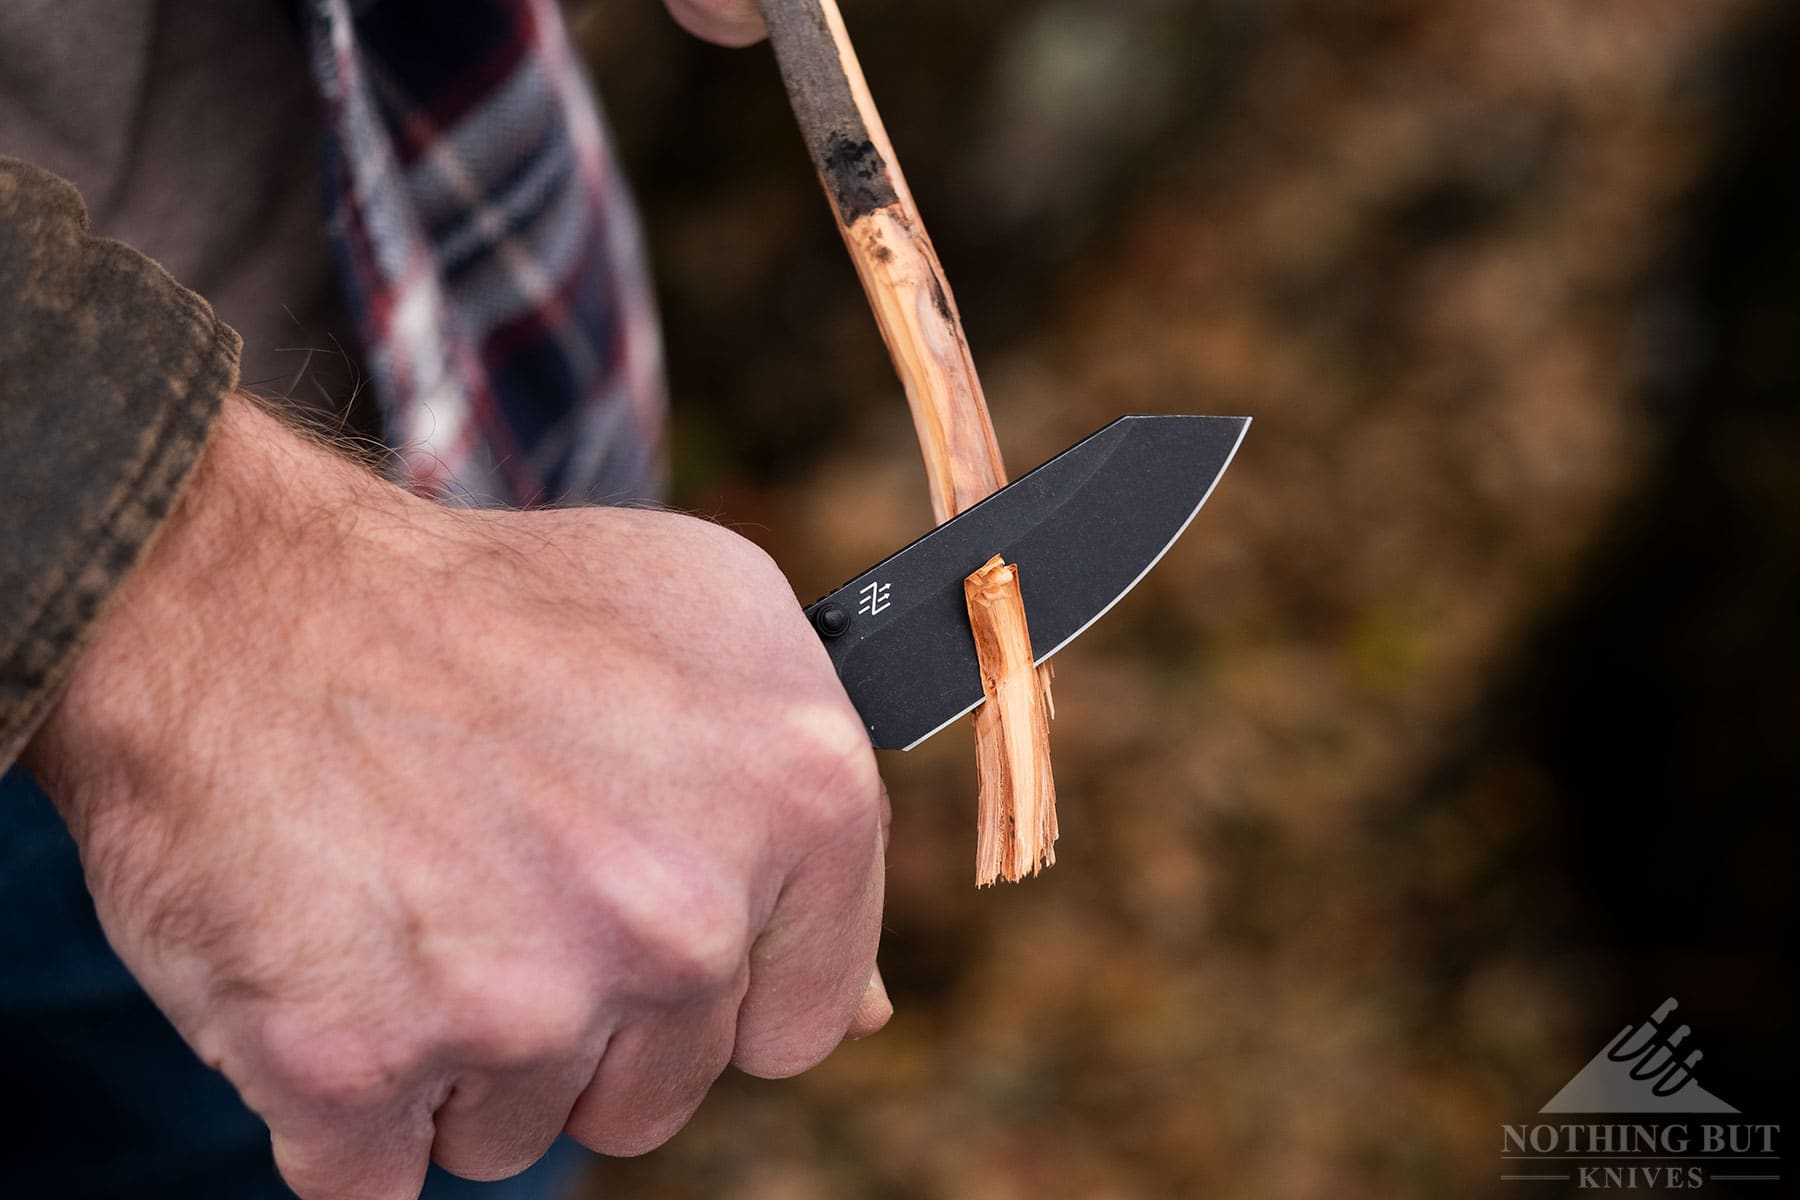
<box><xmin>295</xmin><ymin>0</ymin><xmax>667</xmax><ymax>507</ymax></box>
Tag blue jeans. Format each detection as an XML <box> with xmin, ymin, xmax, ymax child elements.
<box><xmin>0</xmin><ymin>767</ymin><xmax>590</xmax><ymax>1199</ymax></box>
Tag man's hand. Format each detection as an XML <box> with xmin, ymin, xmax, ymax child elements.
<box><xmin>24</xmin><ymin>397</ymin><xmax>890</xmax><ymax>1198</ymax></box>
<box><xmin>664</xmin><ymin>0</ymin><xmax>767</xmax><ymax>48</ymax></box>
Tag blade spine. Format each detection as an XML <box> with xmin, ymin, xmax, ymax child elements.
<box><xmin>892</xmin><ymin>415</ymin><xmax>1251</xmax><ymax>751</ymax></box>
<box><xmin>806</xmin><ymin>413</ymin><xmax>1148</xmax><ymax>612</ymax></box>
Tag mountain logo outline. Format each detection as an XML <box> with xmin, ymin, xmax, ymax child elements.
<box><xmin>1540</xmin><ymin>997</ymin><xmax>1738</xmax><ymax>1114</ymax></box>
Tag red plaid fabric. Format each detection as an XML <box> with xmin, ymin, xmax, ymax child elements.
<box><xmin>296</xmin><ymin>0</ymin><xmax>667</xmax><ymax>506</ymax></box>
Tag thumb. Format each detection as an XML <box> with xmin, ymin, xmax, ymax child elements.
<box><xmin>844</xmin><ymin>967</ymin><xmax>893</xmax><ymax>1041</ymax></box>
<box><xmin>664</xmin><ymin>0</ymin><xmax>767</xmax><ymax>48</ymax></box>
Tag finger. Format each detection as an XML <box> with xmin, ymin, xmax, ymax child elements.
<box><xmin>564</xmin><ymin>991</ymin><xmax>742</xmax><ymax>1157</ymax></box>
<box><xmin>664</xmin><ymin>0</ymin><xmax>767</xmax><ymax>47</ymax></box>
<box><xmin>429</xmin><ymin>1053</ymin><xmax>598</xmax><ymax>1182</ymax></box>
<box><xmin>843</xmin><ymin>966</ymin><xmax>893</xmax><ymax>1041</ymax></box>
<box><xmin>842</xmin><ymin>787</ymin><xmax>894</xmax><ymax>1045</ymax></box>
<box><xmin>269</xmin><ymin>1103</ymin><xmax>434</xmax><ymax>1200</ymax></box>
<box><xmin>732</xmin><ymin>820</ymin><xmax>886</xmax><ymax>1078</ymax></box>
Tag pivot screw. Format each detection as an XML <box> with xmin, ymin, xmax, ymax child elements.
<box><xmin>814</xmin><ymin>602</ymin><xmax>850</xmax><ymax>638</ymax></box>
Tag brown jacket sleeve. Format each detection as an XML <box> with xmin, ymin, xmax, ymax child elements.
<box><xmin>0</xmin><ymin>157</ymin><xmax>240</xmax><ymax>767</ymax></box>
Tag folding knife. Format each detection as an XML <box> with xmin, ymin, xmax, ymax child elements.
<box><xmin>803</xmin><ymin>414</ymin><xmax>1249</xmax><ymax>749</ymax></box>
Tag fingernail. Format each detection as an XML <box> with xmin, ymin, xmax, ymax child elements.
<box><xmin>869</xmin><ymin>966</ymin><xmax>891</xmax><ymax>1010</ymax></box>
<box><xmin>846</xmin><ymin>968</ymin><xmax>893</xmax><ymax>1039</ymax></box>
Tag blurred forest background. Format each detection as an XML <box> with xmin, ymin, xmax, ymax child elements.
<box><xmin>567</xmin><ymin>0</ymin><xmax>1799</xmax><ymax>1196</ymax></box>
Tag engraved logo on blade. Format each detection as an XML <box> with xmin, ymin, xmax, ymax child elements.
<box><xmin>858</xmin><ymin>580</ymin><xmax>892</xmax><ymax>616</ymax></box>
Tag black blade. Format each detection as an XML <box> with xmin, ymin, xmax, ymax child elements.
<box><xmin>804</xmin><ymin>414</ymin><xmax>1249</xmax><ymax>749</ymax></box>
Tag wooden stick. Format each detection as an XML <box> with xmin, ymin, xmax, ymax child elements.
<box><xmin>966</xmin><ymin>556</ymin><xmax>1058</xmax><ymax>885</ymax></box>
<box><xmin>757</xmin><ymin>0</ymin><xmax>1059</xmax><ymax>880</ymax></box>
<box><xmin>756</xmin><ymin>0</ymin><xmax>1005</xmax><ymax>523</ymax></box>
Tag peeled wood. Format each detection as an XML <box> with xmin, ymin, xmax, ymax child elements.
<box><xmin>966</xmin><ymin>557</ymin><xmax>1058</xmax><ymax>885</ymax></box>
<box><xmin>758</xmin><ymin>0</ymin><xmax>1060</xmax><ymax>880</ymax></box>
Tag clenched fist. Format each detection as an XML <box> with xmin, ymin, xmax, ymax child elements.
<box><xmin>24</xmin><ymin>397</ymin><xmax>890</xmax><ymax>1199</ymax></box>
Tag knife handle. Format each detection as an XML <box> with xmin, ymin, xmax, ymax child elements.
<box><xmin>755</xmin><ymin>0</ymin><xmax>1009</xmax><ymax>523</ymax></box>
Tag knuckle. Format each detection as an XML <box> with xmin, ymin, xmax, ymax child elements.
<box><xmin>438</xmin><ymin>970</ymin><xmax>592</xmax><ymax>1068</ymax></box>
<box><xmin>466</xmin><ymin>1001</ymin><xmax>587</xmax><ymax>1068</ymax></box>
<box><xmin>780</xmin><ymin>733</ymin><xmax>884</xmax><ymax>840</ymax></box>
<box><xmin>622</xmin><ymin>880</ymin><xmax>751</xmax><ymax>999</ymax></box>
<box><xmin>694</xmin><ymin>519</ymin><xmax>782</xmax><ymax>585</ymax></box>
<box><xmin>649</xmin><ymin>904</ymin><xmax>750</xmax><ymax>996</ymax></box>
<box><xmin>258</xmin><ymin>1018</ymin><xmax>410</xmax><ymax>1113</ymax></box>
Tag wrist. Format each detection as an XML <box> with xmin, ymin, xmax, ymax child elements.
<box><xmin>22</xmin><ymin>395</ymin><xmax>415</xmax><ymax>833</ymax></box>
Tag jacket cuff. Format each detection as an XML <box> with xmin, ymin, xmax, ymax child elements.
<box><xmin>0</xmin><ymin>158</ymin><xmax>240</xmax><ymax>768</ymax></box>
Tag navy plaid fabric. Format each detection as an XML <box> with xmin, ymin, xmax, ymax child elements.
<box><xmin>295</xmin><ymin>0</ymin><xmax>667</xmax><ymax>507</ymax></box>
